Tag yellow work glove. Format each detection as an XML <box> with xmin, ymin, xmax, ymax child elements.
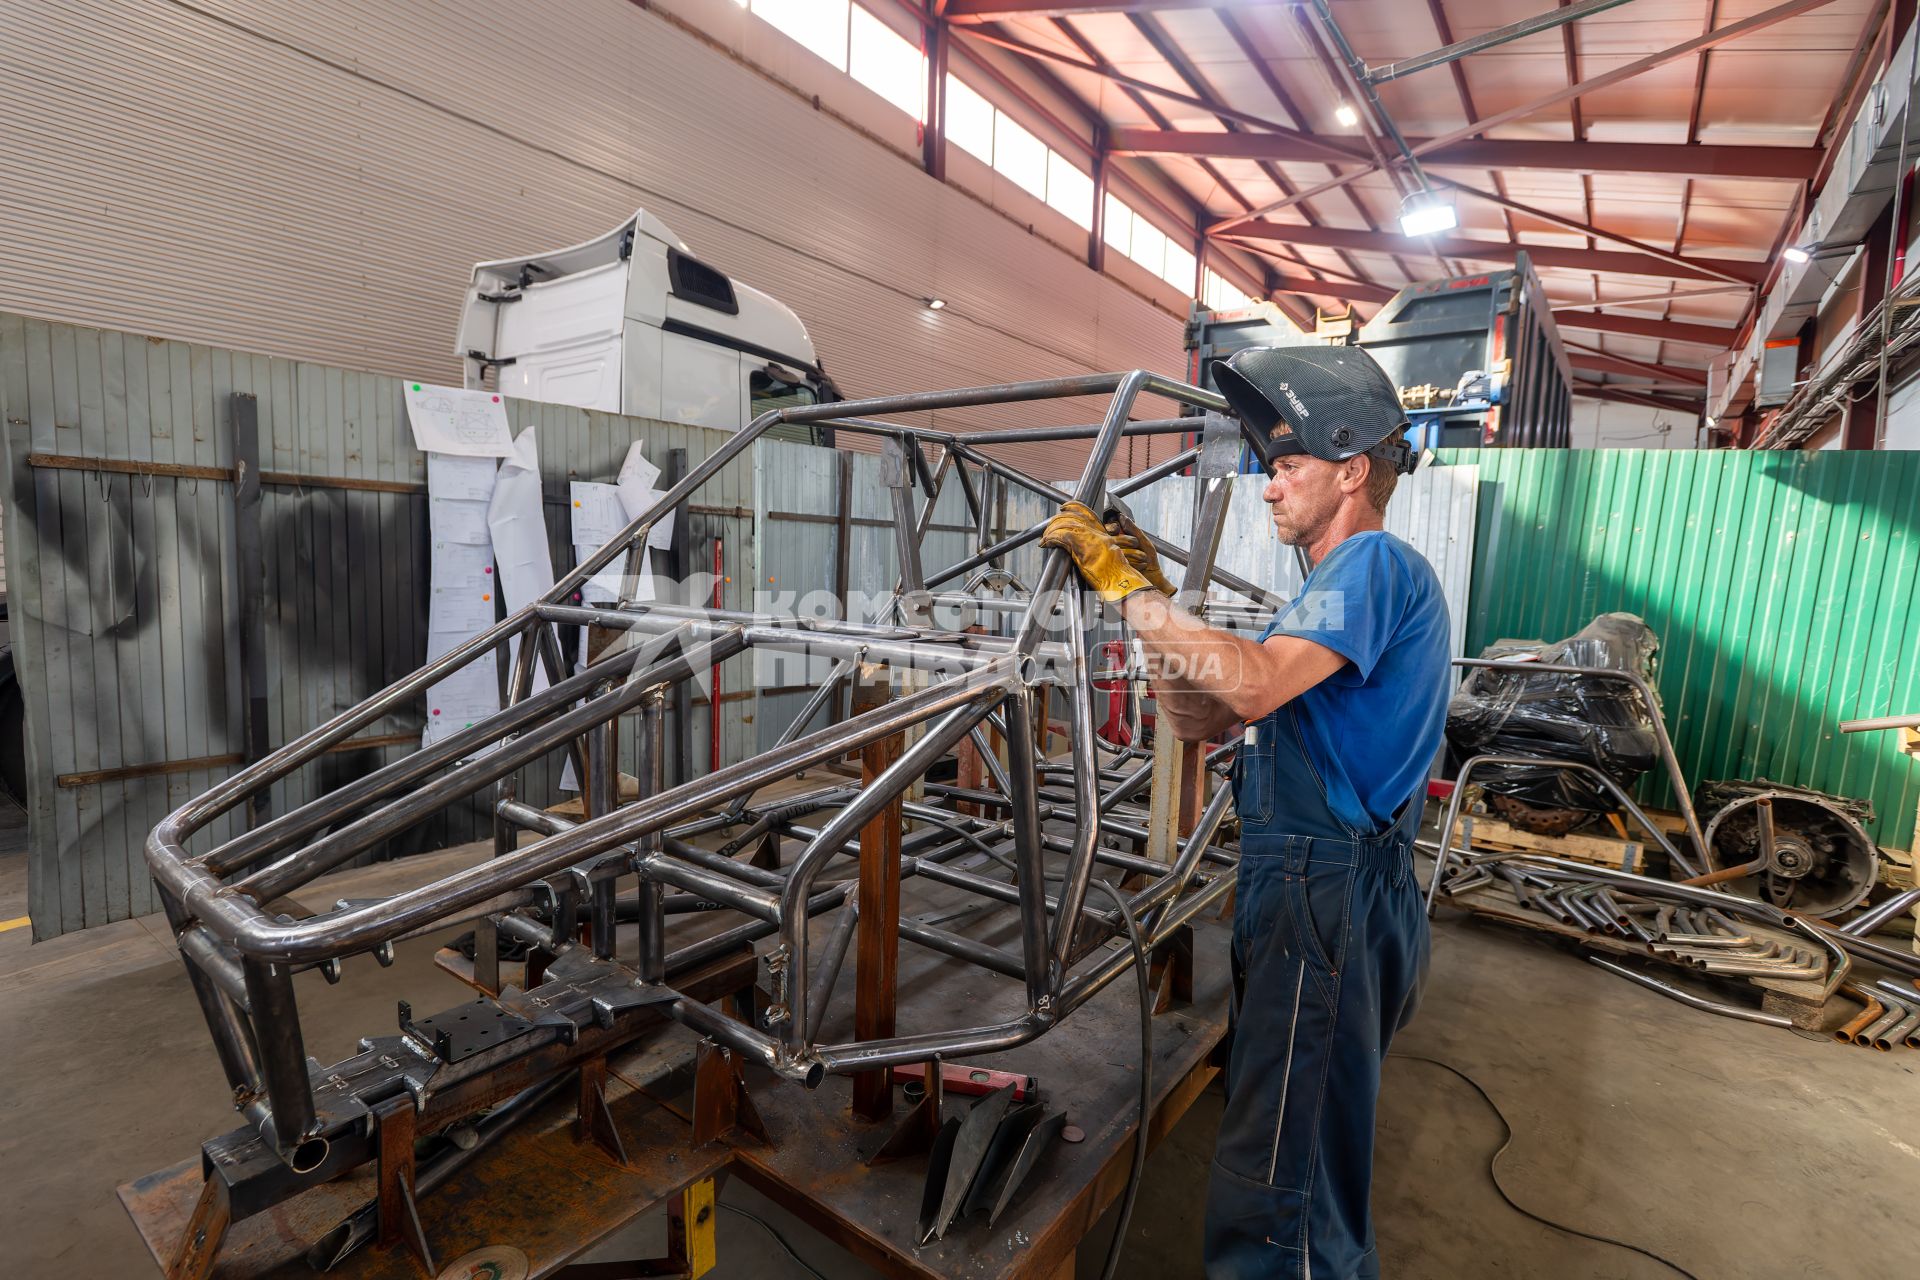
<box><xmin>1103</xmin><ymin>510</ymin><xmax>1177</xmax><ymax>597</ymax></box>
<box><xmin>1040</xmin><ymin>501</ymin><xmax>1154</xmax><ymax>603</ymax></box>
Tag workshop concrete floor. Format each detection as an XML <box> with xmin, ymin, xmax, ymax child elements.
<box><xmin>2</xmin><ymin>816</ymin><xmax>1915</xmax><ymax>1280</ymax></box>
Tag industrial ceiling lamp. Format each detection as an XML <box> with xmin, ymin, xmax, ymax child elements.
<box><xmin>1781</xmin><ymin>245</ymin><xmax>1812</xmax><ymax>264</ymax></box>
<box><xmin>924</xmin><ymin>297</ymin><xmax>947</xmax><ymax>310</ymax></box>
<box><xmin>1399</xmin><ymin>189</ymin><xmax>1458</xmax><ymax>237</ymax></box>
<box><xmin>1334</xmin><ymin>102</ymin><xmax>1359</xmax><ymax>127</ymax></box>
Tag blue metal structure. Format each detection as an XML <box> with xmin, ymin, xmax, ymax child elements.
<box><xmin>1185</xmin><ymin>251</ymin><xmax>1573</xmax><ymax>467</ymax></box>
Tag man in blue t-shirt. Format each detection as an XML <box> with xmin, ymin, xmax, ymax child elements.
<box><xmin>1042</xmin><ymin>344</ymin><xmax>1450</xmax><ymax>1279</ymax></box>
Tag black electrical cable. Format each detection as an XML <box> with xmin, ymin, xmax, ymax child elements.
<box><xmin>1087</xmin><ymin>877</ymin><xmax>1153</xmax><ymax>1280</ymax></box>
<box><xmin>1388</xmin><ymin>1054</ymin><xmax>1700</xmax><ymax>1280</ymax></box>
<box><xmin>719</xmin><ymin>1201</ymin><xmax>830</xmax><ymax>1280</ymax></box>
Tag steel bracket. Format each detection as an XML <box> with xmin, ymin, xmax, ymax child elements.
<box><xmin>691</xmin><ymin>1040</ymin><xmax>771</xmax><ymax>1147</ymax></box>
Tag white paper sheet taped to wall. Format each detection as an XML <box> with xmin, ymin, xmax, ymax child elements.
<box><xmin>405</xmin><ymin>383</ymin><xmax>518</xmax><ymax>457</ymax></box>
<box><xmin>489</xmin><ymin>426</ymin><xmax>578</xmax><ymax>790</ymax></box>
<box><xmin>570</xmin><ymin>481</ymin><xmax>628</xmax><ymax>548</ymax></box>
<box><xmin>617</xmin><ymin>443</ymin><xmax>675</xmax><ymax>552</ymax></box>
<box><xmin>421</xmin><ymin>481</ymin><xmax>501</xmax><ymax>752</ymax></box>
<box><xmin>428</xmin><ymin>453</ymin><xmax>502</xmax><ymax>501</ymax></box>
<box><xmin>430</xmin><ymin>500</ymin><xmax>492</xmax><ymax>545</ymax></box>
<box><xmin>570</xmin><ymin>437</ymin><xmax>674</xmax><ymax>604</ymax></box>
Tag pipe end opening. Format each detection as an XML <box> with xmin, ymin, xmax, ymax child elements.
<box><xmin>289</xmin><ymin>1136</ymin><xmax>331</xmax><ymax>1173</ymax></box>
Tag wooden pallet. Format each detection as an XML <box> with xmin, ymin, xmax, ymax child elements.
<box><xmin>1458</xmin><ymin>812</ymin><xmax>1651</xmax><ymax>874</ymax></box>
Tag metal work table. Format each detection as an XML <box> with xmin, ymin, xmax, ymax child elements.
<box><xmin>119</xmin><ymin>884</ymin><xmax>1231</xmax><ymax>1279</ymax></box>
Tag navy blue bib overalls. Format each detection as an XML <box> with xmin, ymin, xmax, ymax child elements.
<box><xmin>1204</xmin><ymin>697</ymin><xmax>1431</xmax><ymax>1279</ymax></box>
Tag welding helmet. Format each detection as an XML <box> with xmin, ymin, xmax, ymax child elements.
<box><xmin>1212</xmin><ymin>344</ymin><xmax>1416</xmax><ymax>475</ymax></box>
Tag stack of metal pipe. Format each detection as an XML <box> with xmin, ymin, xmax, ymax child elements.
<box><xmin>1432</xmin><ymin>846</ymin><xmax>1920</xmax><ymax>1044</ymax></box>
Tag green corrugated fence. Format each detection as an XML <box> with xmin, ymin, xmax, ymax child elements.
<box><xmin>1438</xmin><ymin>447</ymin><xmax>1920</xmax><ymax>852</ymax></box>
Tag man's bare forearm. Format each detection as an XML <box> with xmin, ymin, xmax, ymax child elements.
<box><xmin>1119</xmin><ymin>590</ymin><xmax>1349</xmax><ymax>736</ymax></box>
<box><xmin>1152</xmin><ymin>685</ymin><xmax>1244</xmax><ymax>742</ymax></box>
<box><xmin>1121</xmin><ymin>592</ymin><xmax>1273</xmax><ymax>718</ymax></box>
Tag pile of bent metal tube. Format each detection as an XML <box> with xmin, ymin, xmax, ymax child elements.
<box><xmin>1434</xmin><ymin>847</ymin><xmax>1920</xmax><ymax>1043</ymax></box>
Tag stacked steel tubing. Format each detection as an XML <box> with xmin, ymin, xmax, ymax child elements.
<box><xmin>1871</xmin><ymin>979</ymin><xmax>1920</xmax><ymax>1048</ymax></box>
<box><xmin>146</xmin><ymin>369</ymin><xmax>1255</xmax><ymax>1159</ymax></box>
<box><xmin>1833</xmin><ymin>981</ymin><xmax>1920</xmax><ymax>1050</ymax></box>
<box><xmin>1449</xmin><ymin>846</ymin><xmax>1920</xmax><ymax>1035</ymax></box>
<box><xmin>1443</xmin><ymin>844</ymin><xmax>1920</xmax><ymax>984</ymax></box>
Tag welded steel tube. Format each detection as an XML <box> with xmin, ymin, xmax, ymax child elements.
<box><xmin>1047</xmin><ymin>586</ymin><xmax>1107</xmax><ymax>972</ymax></box>
<box><xmin>243</xmin><ymin>958</ymin><xmax>318</xmax><ymax>1153</ymax></box>
<box><xmin>1002</xmin><ymin>685</ymin><xmax>1055</xmax><ymax>1008</ymax></box>
<box><xmin>1589</xmin><ymin>957</ymin><xmax>1793</xmax><ymax>1028</ymax></box>
<box><xmin>234</xmin><ymin>633</ymin><xmax>746</xmax><ymax>901</ymax></box>
<box><xmin>1450</xmin><ymin>658</ymin><xmax>1708</xmax><ymax>872</ymax></box>
<box><xmin>204</xmin><ymin>629</ymin><xmax>684</xmax><ymax>876</ymax></box>
<box><xmin>1841</xmin><ymin>884</ymin><xmax>1920</xmax><ymax>937</ymax></box>
<box><xmin>947</xmin><ymin>416</ymin><xmax>1205</xmax><ymax>444</ymax></box>
<box><xmin>899</xmin><ymin>918</ymin><xmax>1025</xmax><ymax>979</ymax></box>
<box><xmin>776</xmin><ymin>693</ymin><xmax>1007</xmax><ymax>1053</ymax></box>
<box><xmin>806</xmin><ymin>900</ymin><xmax>859</xmax><ymax>1038</ymax></box>
<box><xmin>155</xmin><ymin>656</ymin><xmax>1016</xmax><ymax>963</ymax></box>
<box><xmin>587</xmin><ymin>719</ymin><xmax>619</xmax><ymax>959</ymax></box>
<box><xmin>809</xmin><ymin>805</ymin><xmax>1242</xmax><ymax>1076</ymax></box>
<box><xmin>635</xmin><ymin>688</ymin><xmax>668</xmax><ymax>982</ymax></box>
<box><xmin>179</xmin><ymin>926</ymin><xmax>253</xmax><ymax>1015</ymax></box>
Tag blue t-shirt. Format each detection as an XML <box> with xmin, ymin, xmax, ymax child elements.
<box><xmin>1260</xmin><ymin>530</ymin><xmax>1451</xmax><ymax>835</ymax></box>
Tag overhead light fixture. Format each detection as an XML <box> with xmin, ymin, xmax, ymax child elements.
<box><xmin>1334</xmin><ymin>103</ymin><xmax>1359</xmax><ymax>127</ymax></box>
<box><xmin>1782</xmin><ymin>244</ymin><xmax>1812</xmax><ymax>264</ymax></box>
<box><xmin>1398</xmin><ymin>190</ymin><xmax>1457</xmax><ymax>237</ymax></box>
<box><xmin>925</xmin><ymin>297</ymin><xmax>946</xmax><ymax>310</ymax></box>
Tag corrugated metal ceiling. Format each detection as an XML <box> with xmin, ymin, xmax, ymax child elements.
<box><xmin>950</xmin><ymin>0</ymin><xmax>1886</xmax><ymax>403</ymax></box>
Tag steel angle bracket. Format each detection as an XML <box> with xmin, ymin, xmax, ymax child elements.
<box><xmin>691</xmin><ymin>1039</ymin><xmax>772</xmax><ymax>1148</ymax></box>
<box><xmin>914</xmin><ymin>1116</ymin><xmax>964</xmax><ymax>1247</ymax></box>
<box><xmin>985</xmin><ymin>1108</ymin><xmax>1066</xmax><ymax>1227</ymax></box>
<box><xmin>869</xmin><ymin>1053</ymin><xmax>945</xmax><ymax>1166</ymax></box>
<box><xmin>575</xmin><ymin>1054</ymin><xmax>629</xmax><ymax>1167</ymax></box>
<box><xmin>589</xmin><ymin>981</ymin><xmax>683</xmax><ymax>1026</ymax></box>
<box><xmin>961</xmin><ymin>1100</ymin><xmax>1046</xmax><ymax>1219</ymax></box>
<box><xmin>930</xmin><ymin>1082</ymin><xmax>1019</xmax><ymax>1241</ymax></box>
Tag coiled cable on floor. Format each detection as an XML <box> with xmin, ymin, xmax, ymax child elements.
<box><xmin>1389</xmin><ymin>1053</ymin><xmax>1700</xmax><ymax>1280</ymax></box>
<box><xmin>719</xmin><ymin>1201</ymin><xmax>829</xmax><ymax>1279</ymax></box>
<box><xmin>1088</xmin><ymin>877</ymin><xmax>1152</xmax><ymax>1280</ymax></box>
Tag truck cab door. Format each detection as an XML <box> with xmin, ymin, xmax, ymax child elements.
<box><xmin>657</xmin><ymin>330</ymin><xmax>746</xmax><ymax>429</ymax></box>
<box><xmin>747</xmin><ymin>364</ymin><xmax>826</xmax><ymax>445</ymax></box>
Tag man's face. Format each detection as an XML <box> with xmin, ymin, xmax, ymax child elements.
<box><xmin>1261</xmin><ymin>451</ymin><xmax>1346</xmax><ymax>546</ymax></box>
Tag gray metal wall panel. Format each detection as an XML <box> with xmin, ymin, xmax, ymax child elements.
<box><xmin>0</xmin><ymin>312</ymin><xmax>763</xmax><ymax>938</ymax></box>
<box><xmin>0</xmin><ymin>0</ymin><xmax>1192</xmax><ymax>487</ymax></box>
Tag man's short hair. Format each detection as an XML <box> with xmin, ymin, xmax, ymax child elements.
<box><xmin>1363</xmin><ymin>431</ymin><xmax>1405</xmax><ymax>510</ymax></box>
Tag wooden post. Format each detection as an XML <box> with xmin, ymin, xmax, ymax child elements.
<box><xmin>1178</xmin><ymin>743</ymin><xmax>1208</xmax><ymax>838</ymax></box>
<box><xmin>852</xmin><ymin>663</ymin><xmax>903</xmax><ymax>1121</ymax></box>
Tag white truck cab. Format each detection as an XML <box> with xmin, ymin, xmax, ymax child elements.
<box><xmin>457</xmin><ymin>210</ymin><xmax>834</xmax><ymax>440</ymax></box>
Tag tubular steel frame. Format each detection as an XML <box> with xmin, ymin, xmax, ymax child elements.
<box><xmin>145</xmin><ymin>371</ymin><xmax>1271</xmax><ymax>1195</ymax></box>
